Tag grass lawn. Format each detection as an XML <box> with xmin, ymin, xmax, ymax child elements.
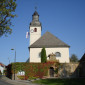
<box><xmin>33</xmin><ymin>78</ymin><xmax>85</xmax><ymax>85</ymax></box>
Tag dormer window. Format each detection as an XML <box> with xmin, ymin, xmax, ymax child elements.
<box><xmin>34</xmin><ymin>28</ymin><xmax>37</xmax><ymax>32</ymax></box>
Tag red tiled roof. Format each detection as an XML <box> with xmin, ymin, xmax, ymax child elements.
<box><xmin>0</xmin><ymin>63</ymin><xmax>5</xmax><ymax>67</ymax></box>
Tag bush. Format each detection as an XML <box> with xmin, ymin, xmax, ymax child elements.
<box><xmin>54</xmin><ymin>68</ymin><xmax>58</xmax><ymax>74</ymax></box>
<box><xmin>41</xmin><ymin>48</ymin><xmax>47</xmax><ymax>63</ymax></box>
<box><xmin>28</xmin><ymin>76</ymin><xmax>37</xmax><ymax>80</ymax></box>
<box><xmin>3</xmin><ymin>70</ymin><xmax>6</xmax><ymax>75</ymax></box>
<box><xmin>17</xmin><ymin>75</ymin><xmax>25</xmax><ymax>80</ymax></box>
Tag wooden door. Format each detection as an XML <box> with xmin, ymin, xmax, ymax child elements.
<box><xmin>50</xmin><ymin>67</ymin><xmax>54</xmax><ymax>77</ymax></box>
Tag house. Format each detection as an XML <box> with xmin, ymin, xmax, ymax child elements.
<box><xmin>79</xmin><ymin>53</ymin><xmax>85</xmax><ymax>77</ymax></box>
<box><xmin>0</xmin><ymin>62</ymin><xmax>5</xmax><ymax>75</ymax></box>
<box><xmin>28</xmin><ymin>11</ymin><xmax>70</xmax><ymax>63</ymax></box>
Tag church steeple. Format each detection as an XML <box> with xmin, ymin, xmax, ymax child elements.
<box><xmin>29</xmin><ymin>10</ymin><xmax>42</xmax><ymax>45</ymax></box>
<box><xmin>32</xmin><ymin>11</ymin><xmax>39</xmax><ymax>21</ymax></box>
<box><xmin>30</xmin><ymin>11</ymin><xmax>41</xmax><ymax>26</ymax></box>
<box><xmin>33</xmin><ymin>11</ymin><xmax>39</xmax><ymax>16</ymax></box>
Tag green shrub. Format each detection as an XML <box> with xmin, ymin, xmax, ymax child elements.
<box><xmin>28</xmin><ymin>76</ymin><xmax>37</xmax><ymax>80</ymax></box>
<box><xmin>41</xmin><ymin>48</ymin><xmax>47</xmax><ymax>63</ymax></box>
<box><xmin>54</xmin><ymin>68</ymin><xmax>58</xmax><ymax>74</ymax></box>
<box><xmin>17</xmin><ymin>76</ymin><xmax>25</xmax><ymax>80</ymax></box>
<box><xmin>3</xmin><ymin>70</ymin><xmax>6</xmax><ymax>75</ymax></box>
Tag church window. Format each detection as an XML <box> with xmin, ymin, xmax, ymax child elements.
<box><xmin>34</xmin><ymin>28</ymin><xmax>37</xmax><ymax>32</ymax></box>
<box><xmin>39</xmin><ymin>52</ymin><xmax>41</xmax><ymax>58</ymax></box>
<box><xmin>55</xmin><ymin>52</ymin><xmax>61</xmax><ymax>57</ymax></box>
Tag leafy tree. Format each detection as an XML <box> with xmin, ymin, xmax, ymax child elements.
<box><xmin>41</xmin><ymin>48</ymin><xmax>47</xmax><ymax>63</ymax></box>
<box><xmin>70</xmin><ymin>54</ymin><xmax>78</xmax><ymax>62</ymax></box>
<box><xmin>0</xmin><ymin>0</ymin><xmax>17</xmax><ymax>37</ymax></box>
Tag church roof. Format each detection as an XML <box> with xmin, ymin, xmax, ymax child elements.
<box><xmin>30</xmin><ymin>11</ymin><xmax>41</xmax><ymax>26</ymax></box>
<box><xmin>29</xmin><ymin>32</ymin><xmax>70</xmax><ymax>48</ymax></box>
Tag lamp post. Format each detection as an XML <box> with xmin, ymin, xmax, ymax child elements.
<box><xmin>8</xmin><ymin>57</ymin><xmax>10</xmax><ymax>64</ymax></box>
<box><xmin>11</xmin><ymin>49</ymin><xmax>16</xmax><ymax>80</ymax></box>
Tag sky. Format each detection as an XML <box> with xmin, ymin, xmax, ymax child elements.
<box><xmin>0</xmin><ymin>0</ymin><xmax>85</xmax><ymax>65</ymax></box>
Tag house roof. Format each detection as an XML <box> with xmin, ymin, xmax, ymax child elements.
<box><xmin>80</xmin><ymin>53</ymin><xmax>85</xmax><ymax>62</ymax></box>
<box><xmin>0</xmin><ymin>63</ymin><xmax>5</xmax><ymax>67</ymax></box>
<box><xmin>29</xmin><ymin>32</ymin><xmax>70</xmax><ymax>48</ymax></box>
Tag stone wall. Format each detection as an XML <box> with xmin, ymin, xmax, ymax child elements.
<box><xmin>58</xmin><ymin>63</ymin><xmax>79</xmax><ymax>78</ymax></box>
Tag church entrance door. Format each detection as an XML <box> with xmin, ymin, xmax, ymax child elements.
<box><xmin>50</xmin><ymin>67</ymin><xmax>54</xmax><ymax>77</ymax></box>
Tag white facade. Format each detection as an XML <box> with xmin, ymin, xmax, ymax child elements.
<box><xmin>30</xmin><ymin>26</ymin><xmax>41</xmax><ymax>45</ymax></box>
<box><xmin>0</xmin><ymin>65</ymin><xmax>5</xmax><ymax>75</ymax></box>
<box><xmin>29</xmin><ymin>48</ymin><xmax>69</xmax><ymax>63</ymax></box>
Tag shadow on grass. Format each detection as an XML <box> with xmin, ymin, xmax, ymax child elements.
<box><xmin>33</xmin><ymin>78</ymin><xmax>85</xmax><ymax>85</ymax></box>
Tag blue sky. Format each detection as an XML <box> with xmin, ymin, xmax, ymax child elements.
<box><xmin>0</xmin><ymin>0</ymin><xmax>85</xmax><ymax>65</ymax></box>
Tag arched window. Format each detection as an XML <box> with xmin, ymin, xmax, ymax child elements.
<box><xmin>34</xmin><ymin>28</ymin><xmax>37</xmax><ymax>32</ymax></box>
<box><xmin>39</xmin><ymin>52</ymin><xmax>41</xmax><ymax>58</ymax></box>
<box><xmin>55</xmin><ymin>52</ymin><xmax>61</xmax><ymax>57</ymax></box>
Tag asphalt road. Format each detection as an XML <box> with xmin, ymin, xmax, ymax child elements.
<box><xmin>0</xmin><ymin>76</ymin><xmax>40</xmax><ymax>85</ymax></box>
<box><xmin>0</xmin><ymin>79</ymin><xmax>13</xmax><ymax>85</ymax></box>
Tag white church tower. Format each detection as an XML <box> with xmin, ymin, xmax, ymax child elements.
<box><xmin>29</xmin><ymin>11</ymin><xmax>42</xmax><ymax>45</ymax></box>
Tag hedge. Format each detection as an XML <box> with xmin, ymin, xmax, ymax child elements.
<box><xmin>6</xmin><ymin>62</ymin><xmax>59</xmax><ymax>79</ymax></box>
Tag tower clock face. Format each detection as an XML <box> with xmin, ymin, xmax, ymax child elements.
<box><xmin>30</xmin><ymin>29</ymin><xmax>34</xmax><ymax>33</ymax></box>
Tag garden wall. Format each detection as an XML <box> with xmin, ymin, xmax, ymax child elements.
<box><xmin>58</xmin><ymin>63</ymin><xmax>79</xmax><ymax>78</ymax></box>
<box><xmin>6</xmin><ymin>62</ymin><xmax>59</xmax><ymax>80</ymax></box>
<box><xmin>6</xmin><ymin>62</ymin><xmax>80</xmax><ymax>80</ymax></box>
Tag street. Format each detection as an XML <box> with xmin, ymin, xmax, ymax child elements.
<box><xmin>0</xmin><ymin>76</ymin><xmax>39</xmax><ymax>85</ymax></box>
<box><xmin>0</xmin><ymin>79</ymin><xmax>13</xmax><ymax>85</ymax></box>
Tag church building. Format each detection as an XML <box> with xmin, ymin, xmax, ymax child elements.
<box><xmin>29</xmin><ymin>11</ymin><xmax>70</xmax><ymax>63</ymax></box>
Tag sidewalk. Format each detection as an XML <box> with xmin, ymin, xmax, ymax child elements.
<box><xmin>0</xmin><ymin>76</ymin><xmax>40</xmax><ymax>85</ymax></box>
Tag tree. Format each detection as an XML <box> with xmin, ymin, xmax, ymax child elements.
<box><xmin>70</xmin><ymin>54</ymin><xmax>78</xmax><ymax>62</ymax></box>
<box><xmin>41</xmin><ymin>48</ymin><xmax>47</xmax><ymax>63</ymax></box>
<box><xmin>0</xmin><ymin>0</ymin><xmax>17</xmax><ymax>37</ymax></box>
